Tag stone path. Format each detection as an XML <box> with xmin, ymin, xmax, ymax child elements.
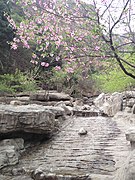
<box><xmin>10</xmin><ymin>116</ymin><xmax>131</xmax><ymax>179</ymax></box>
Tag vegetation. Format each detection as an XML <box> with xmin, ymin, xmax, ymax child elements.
<box><xmin>94</xmin><ymin>68</ymin><xmax>135</xmax><ymax>93</ymax></box>
<box><xmin>0</xmin><ymin>70</ymin><xmax>37</xmax><ymax>94</ymax></box>
<box><xmin>0</xmin><ymin>0</ymin><xmax>135</xmax><ymax>95</ymax></box>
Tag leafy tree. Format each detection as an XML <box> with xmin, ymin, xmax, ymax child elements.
<box><xmin>93</xmin><ymin>0</ymin><xmax>135</xmax><ymax>79</ymax></box>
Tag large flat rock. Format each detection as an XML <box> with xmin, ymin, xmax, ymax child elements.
<box><xmin>30</xmin><ymin>91</ymin><xmax>71</xmax><ymax>101</ymax></box>
<box><xmin>0</xmin><ymin>104</ymin><xmax>64</xmax><ymax>135</ymax></box>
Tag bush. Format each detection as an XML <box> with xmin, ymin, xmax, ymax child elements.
<box><xmin>0</xmin><ymin>70</ymin><xmax>37</xmax><ymax>94</ymax></box>
<box><xmin>94</xmin><ymin>68</ymin><xmax>135</xmax><ymax>93</ymax></box>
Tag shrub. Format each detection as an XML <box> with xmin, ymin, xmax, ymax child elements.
<box><xmin>0</xmin><ymin>70</ymin><xmax>37</xmax><ymax>94</ymax></box>
<box><xmin>94</xmin><ymin>68</ymin><xmax>135</xmax><ymax>93</ymax></box>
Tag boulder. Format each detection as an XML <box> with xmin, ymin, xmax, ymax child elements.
<box><xmin>132</xmin><ymin>104</ymin><xmax>135</xmax><ymax>114</ymax></box>
<box><xmin>126</xmin><ymin>128</ymin><xmax>135</xmax><ymax>149</ymax></box>
<box><xmin>0</xmin><ymin>138</ymin><xmax>24</xmax><ymax>169</ymax></box>
<box><xmin>123</xmin><ymin>91</ymin><xmax>135</xmax><ymax>98</ymax></box>
<box><xmin>126</xmin><ymin>98</ymin><xmax>135</xmax><ymax>107</ymax></box>
<box><xmin>0</xmin><ymin>104</ymin><xmax>63</xmax><ymax>135</ymax></box>
<box><xmin>30</xmin><ymin>91</ymin><xmax>71</xmax><ymax>101</ymax></box>
<box><xmin>54</xmin><ymin>101</ymin><xmax>73</xmax><ymax>115</ymax></box>
<box><xmin>94</xmin><ymin>92</ymin><xmax>123</xmax><ymax>116</ymax></box>
<box><xmin>0</xmin><ymin>145</ymin><xmax>19</xmax><ymax>169</ymax></box>
<box><xmin>94</xmin><ymin>93</ymin><xmax>106</xmax><ymax>108</ymax></box>
<box><xmin>0</xmin><ymin>138</ymin><xmax>24</xmax><ymax>151</ymax></box>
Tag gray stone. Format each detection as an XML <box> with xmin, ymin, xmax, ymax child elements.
<box><xmin>10</xmin><ymin>100</ymin><xmax>25</xmax><ymax>105</ymax></box>
<box><xmin>30</xmin><ymin>91</ymin><xmax>71</xmax><ymax>101</ymax></box>
<box><xmin>94</xmin><ymin>92</ymin><xmax>123</xmax><ymax>116</ymax></box>
<box><xmin>0</xmin><ymin>104</ymin><xmax>59</xmax><ymax>135</ymax></box>
<box><xmin>78</xmin><ymin>127</ymin><xmax>87</xmax><ymax>135</ymax></box>
<box><xmin>54</xmin><ymin>101</ymin><xmax>73</xmax><ymax>115</ymax></box>
<box><xmin>132</xmin><ymin>104</ymin><xmax>135</xmax><ymax>114</ymax></box>
<box><xmin>126</xmin><ymin>128</ymin><xmax>135</xmax><ymax>142</ymax></box>
<box><xmin>0</xmin><ymin>138</ymin><xmax>24</xmax><ymax>151</ymax></box>
<box><xmin>123</xmin><ymin>91</ymin><xmax>135</xmax><ymax>98</ymax></box>
<box><xmin>94</xmin><ymin>92</ymin><xmax>106</xmax><ymax>108</ymax></box>
<box><xmin>0</xmin><ymin>145</ymin><xmax>19</xmax><ymax>169</ymax></box>
<box><xmin>124</xmin><ymin>107</ymin><xmax>132</xmax><ymax>113</ymax></box>
<box><xmin>126</xmin><ymin>98</ymin><xmax>135</xmax><ymax>107</ymax></box>
<box><xmin>11</xmin><ymin>176</ymin><xmax>32</xmax><ymax>180</ymax></box>
<box><xmin>0</xmin><ymin>138</ymin><xmax>24</xmax><ymax>170</ymax></box>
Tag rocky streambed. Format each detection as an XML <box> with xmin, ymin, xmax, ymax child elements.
<box><xmin>0</xmin><ymin>90</ymin><xmax>135</xmax><ymax>180</ymax></box>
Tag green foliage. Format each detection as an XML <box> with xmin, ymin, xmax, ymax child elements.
<box><xmin>94</xmin><ymin>68</ymin><xmax>135</xmax><ymax>93</ymax></box>
<box><xmin>0</xmin><ymin>70</ymin><xmax>37</xmax><ymax>94</ymax></box>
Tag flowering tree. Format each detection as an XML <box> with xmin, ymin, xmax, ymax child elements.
<box><xmin>9</xmin><ymin>0</ymin><xmax>105</xmax><ymax>77</ymax></box>
<box><xmin>9</xmin><ymin>0</ymin><xmax>135</xmax><ymax>79</ymax></box>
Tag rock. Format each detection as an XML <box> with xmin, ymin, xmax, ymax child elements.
<box><xmin>0</xmin><ymin>138</ymin><xmax>24</xmax><ymax>151</ymax></box>
<box><xmin>54</xmin><ymin>101</ymin><xmax>73</xmax><ymax>115</ymax></box>
<box><xmin>124</xmin><ymin>107</ymin><xmax>132</xmax><ymax>113</ymax></box>
<box><xmin>0</xmin><ymin>145</ymin><xmax>19</xmax><ymax>169</ymax></box>
<box><xmin>73</xmin><ymin>104</ymin><xmax>99</xmax><ymax>117</ymax></box>
<box><xmin>126</xmin><ymin>128</ymin><xmax>135</xmax><ymax>150</ymax></box>
<box><xmin>10</xmin><ymin>100</ymin><xmax>25</xmax><ymax>105</ymax></box>
<box><xmin>0</xmin><ymin>138</ymin><xmax>24</xmax><ymax>170</ymax></box>
<box><xmin>73</xmin><ymin>99</ymin><xmax>84</xmax><ymax>106</ymax></box>
<box><xmin>30</xmin><ymin>91</ymin><xmax>71</xmax><ymax>101</ymax></box>
<box><xmin>114</xmin><ymin>111</ymin><xmax>135</xmax><ymax>124</ymax></box>
<box><xmin>94</xmin><ymin>92</ymin><xmax>123</xmax><ymax>116</ymax></box>
<box><xmin>132</xmin><ymin>104</ymin><xmax>135</xmax><ymax>114</ymax></box>
<box><xmin>48</xmin><ymin>91</ymin><xmax>71</xmax><ymax>101</ymax></box>
<box><xmin>125</xmin><ymin>149</ymin><xmax>135</xmax><ymax>180</ymax></box>
<box><xmin>43</xmin><ymin>106</ymin><xmax>65</xmax><ymax>117</ymax></box>
<box><xmin>126</xmin><ymin>98</ymin><xmax>135</xmax><ymax>107</ymax></box>
<box><xmin>94</xmin><ymin>93</ymin><xmax>106</xmax><ymax>107</ymax></box>
<box><xmin>31</xmin><ymin>167</ymin><xmax>45</xmax><ymax>180</ymax></box>
<box><xmin>12</xmin><ymin>167</ymin><xmax>25</xmax><ymax>176</ymax></box>
<box><xmin>11</xmin><ymin>176</ymin><xmax>33</xmax><ymax>180</ymax></box>
<box><xmin>123</xmin><ymin>91</ymin><xmax>135</xmax><ymax>98</ymax></box>
<box><xmin>78</xmin><ymin>127</ymin><xmax>87</xmax><ymax>135</ymax></box>
<box><xmin>81</xmin><ymin>104</ymin><xmax>91</xmax><ymax>110</ymax></box>
<box><xmin>0</xmin><ymin>104</ymin><xmax>58</xmax><ymax>135</ymax></box>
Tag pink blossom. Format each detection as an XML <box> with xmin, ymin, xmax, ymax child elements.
<box><xmin>30</xmin><ymin>60</ymin><xmax>38</xmax><ymax>64</ymax></box>
<box><xmin>35</xmin><ymin>61</ymin><xmax>38</xmax><ymax>65</ymax></box>
<box><xmin>95</xmin><ymin>46</ymin><xmax>100</xmax><ymax>51</ymax></box>
<box><xmin>70</xmin><ymin>47</ymin><xmax>75</xmax><ymax>51</ymax></box>
<box><xmin>11</xmin><ymin>43</ymin><xmax>18</xmax><ymax>50</ymax></box>
<box><xmin>41</xmin><ymin>62</ymin><xmax>46</xmax><ymax>66</ymax></box>
<box><xmin>55</xmin><ymin>66</ymin><xmax>61</xmax><ymax>71</ymax></box>
<box><xmin>65</xmin><ymin>47</ymin><xmax>69</xmax><ymax>50</ymax></box>
<box><xmin>45</xmin><ymin>63</ymin><xmax>49</xmax><ymax>67</ymax></box>
<box><xmin>37</xmin><ymin>40</ymin><xmax>41</xmax><ymax>44</ymax></box>
<box><xmin>23</xmin><ymin>41</ymin><xmax>30</xmax><ymax>49</ymax></box>
<box><xmin>55</xmin><ymin>40</ymin><xmax>61</xmax><ymax>46</ymax></box>
<box><xmin>92</xmin><ymin>35</ymin><xmax>98</xmax><ymax>39</ymax></box>
<box><xmin>32</xmin><ymin>54</ymin><xmax>37</xmax><ymax>59</ymax></box>
<box><xmin>30</xmin><ymin>60</ymin><xmax>35</xmax><ymax>64</ymax></box>
<box><xmin>46</xmin><ymin>42</ymin><xmax>49</xmax><ymax>48</ymax></box>
<box><xmin>56</xmin><ymin>56</ymin><xmax>60</xmax><ymax>61</ymax></box>
<box><xmin>41</xmin><ymin>62</ymin><xmax>49</xmax><ymax>67</ymax></box>
<box><xmin>66</xmin><ymin>67</ymin><xmax>74</xmax><ymax>73</ymax></box>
